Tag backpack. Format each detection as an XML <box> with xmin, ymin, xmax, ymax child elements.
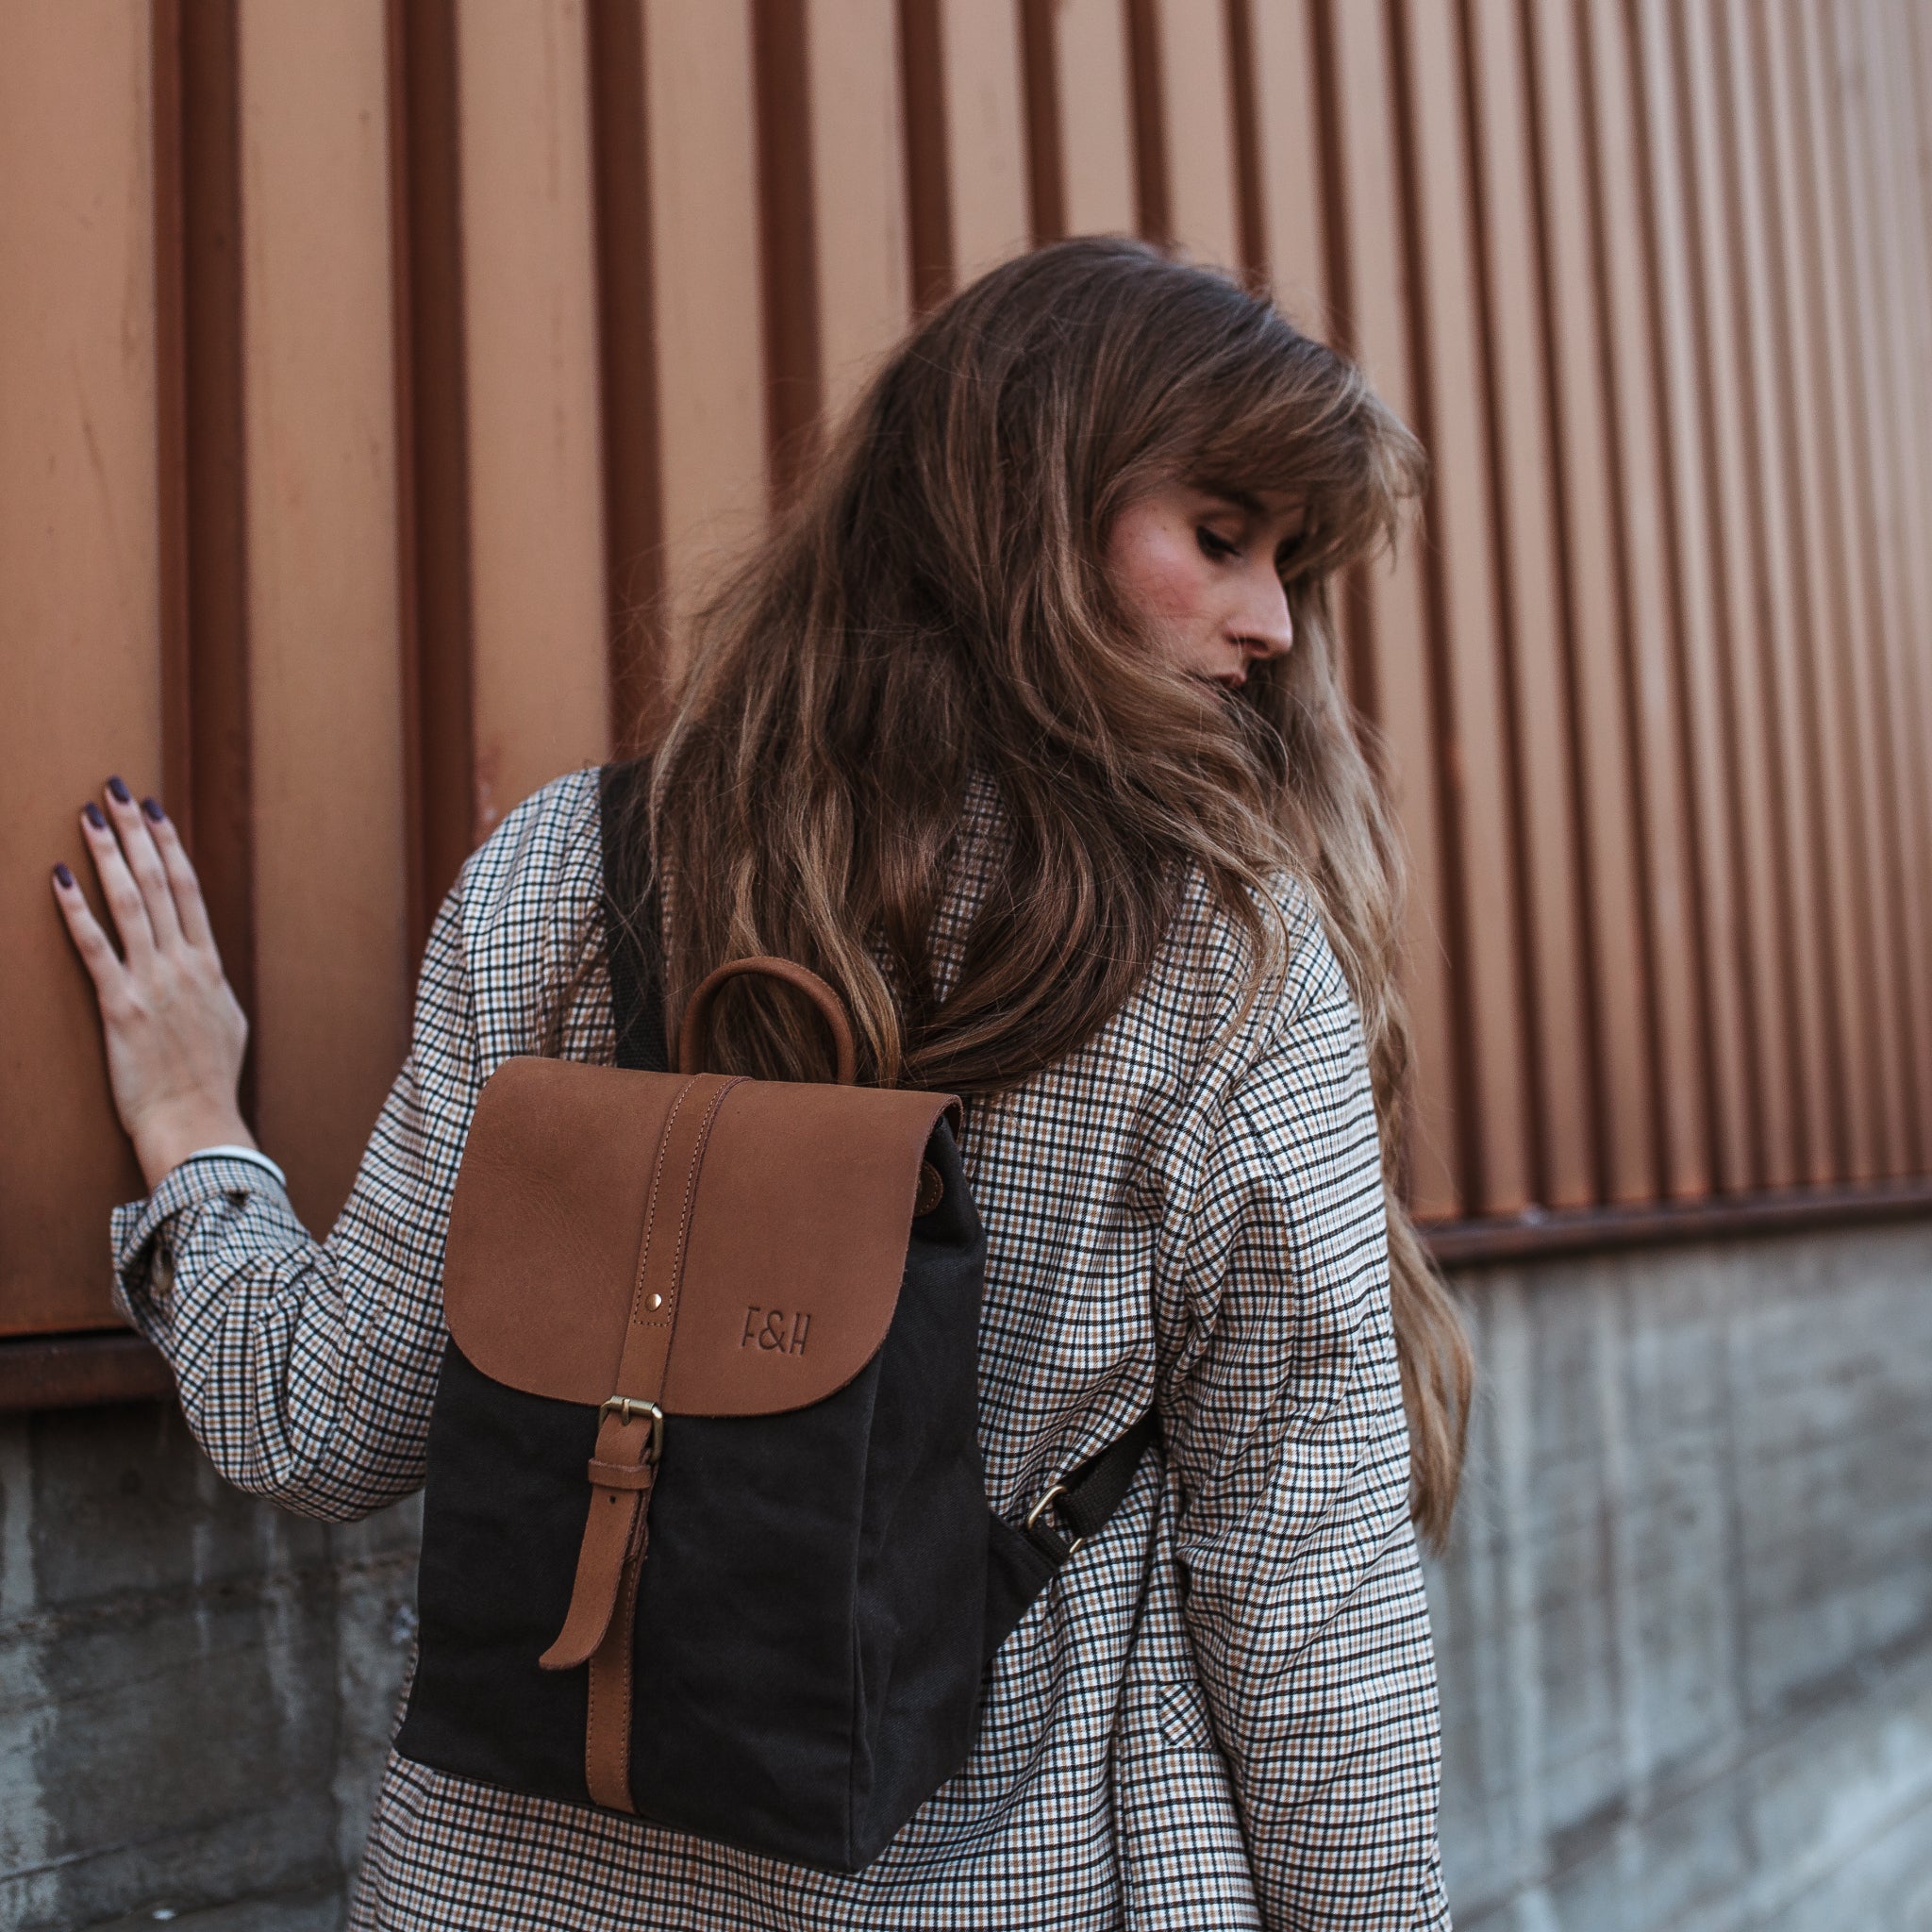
<box><xmin>394</xmin><ymin>758</ymin><xmax>1155</xmax><ymax>1871</ymax></box>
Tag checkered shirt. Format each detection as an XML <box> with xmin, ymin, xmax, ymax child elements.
<box><xmin>111</xmin><ymin>767</ymin><xmax>1450</xmax><ymax>1930</ymax></box>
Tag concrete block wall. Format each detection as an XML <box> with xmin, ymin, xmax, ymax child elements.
<box><xmin>1432</xmin><ymin>1222</ymin><xmax>1932</xmax><ymax>1931</ymax></box>
<box><xmin>2</xmin><ymin>1220</ymin><xmax>1928</xmax><ymax>1929</ymax></box>
<box><xmin>0</xmin><ymin>1407</ymin><xmax>418</xmax><ymax>1930</ymax></box>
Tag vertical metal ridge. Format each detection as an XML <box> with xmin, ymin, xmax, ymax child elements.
<box><xmin>1018</xmin><ymin>0</ymin><xmax>1065</xmax><ymax>243</ymax></box>
<box><xmin>1572</xmin><ymin>0</ymin><xmax>1674</xmax><ymax>1200</ymax></box>
<box><xmin>1124</xmin><ymin>0</ymin><xmax>1169</xmax><ymax>243</ymax></box>
<box><xmin>1715</xmin><ymin>0</ymin><xmax>1832</xmax><ymax>1185</ymax></box>
<box><xmin>899</xmin><ymin>0</ymin><xmax>954</xmax><ymax>308</ymax></box>
<box><xmin>1813</xmin><ymin>0</ymin><xmax>1924</xmax><ymax>1174</ymax></box>
<box><xmin>1517</xmin><ymin>0</ymin><xmax>1613</xmax><ymax>1204</ymax></box>
<box><xmin>1387</xmin><ymin>0</ymin><xmax>1485</xmax><ymax>1212</ymax></box>
<box><xmin>1664</xmin><ymin>0</ymin><xmax>1774</xmax><ymax>1190</ymax></box>
<box><xmin>1224</xmin><ymin>0</ymin><xmax>1266</xmax><ymax>280</ymax></box>
<box><xmin>1862</xmin><ymin>0</ymin><xmax>1932</xmax><ymax>1170</ymax></box>
<box><xmin>385</xmin><ymin>0</ymin><xmax>426</xmax><ymax>952</ymax></box>
<box><xmin>390</xmin><ymin>0</ymin><xmax>475</xmax><ymax>941</ymax></box>
<box><xmin>1307</xmin><ymin>0</ymin><xmax>1374</xmax><ymax>724</ymax></box>
<box><xmin>1782</xmin><ymin>0</ymin><xmax>1900</xmax><ymax>1175</ymax></box>
<box><xmin>1453</xmin><ymin>0</ymin><xmax>1555</xmax><ymax>1207</ymax></box>
<box><xmin>1751</xmin><ymin>0</ymin><xmax>1859</xmax><ymax>1181</ymax></box>
<box><xmin>171</xmin><ymin>0</ymin><xmax>258</xmax><ymax>1123</ymax></box>
<box><xmin>1622</xmin><ymin>0</ymin><xmax>1730</xmax><ymax>1195</ymax></box>
<box><xmin>588</xmin><ymin>0</ymin><xmax>668</xmax><ymax>755</ymax></box>
<box><xmin>752</xmin><ymin>0</ymin><xmax>822</xmax><ymax>504</ymax></box>
<box><xmin>152</xmin><ymin>0</ymin><xmax>193</xmax><ymax>832</ymax></box>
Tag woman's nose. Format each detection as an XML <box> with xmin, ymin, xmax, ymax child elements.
<box><xmin>1234</xmin><ymin>570</ymin><xmax>1294</xmax><ymax>659</ymax></box>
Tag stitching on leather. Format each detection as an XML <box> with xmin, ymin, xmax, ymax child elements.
<box><xmin>661</xmin><ymin>1076</ymin><xmax>741</xmax><ymax>1324</ymax></box>
<box><xmin>626</xmin><ymin>1074</ymin><xmax>699</xmax><ymax>1327</ymax></box>
<box><xmin>585</xmin><ymin>1635</ymin><xmax>599</xmax><ymax>1796</ymax></box>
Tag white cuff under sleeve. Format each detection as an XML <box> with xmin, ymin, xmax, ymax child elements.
<box><xmin>179</xmin><ymin>1143</ymin><xmax>290</xmax><ymax>1191</ymax></box>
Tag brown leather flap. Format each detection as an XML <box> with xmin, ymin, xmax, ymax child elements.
<box><xmin>442</xmin><ymin>1057</ymin><xmax>961</xmax><ymax>1416</ymax></box>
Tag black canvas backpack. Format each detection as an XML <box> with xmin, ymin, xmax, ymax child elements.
<box><xmin>394</xmin><ymin>758</ymin><xmax>1155</xmax><ymax>1871</ymax></box>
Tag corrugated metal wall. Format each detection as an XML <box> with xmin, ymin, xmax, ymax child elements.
<box><xmin>5</xmin><ymin>0</ymin><xmax>1930</xmax><ymax>1340</ymax></box>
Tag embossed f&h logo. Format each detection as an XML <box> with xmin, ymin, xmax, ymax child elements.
<box><xmin>741</xmin><ymin>1306</ymin><xmax>811</xmax><ymax>1355</ymax></box>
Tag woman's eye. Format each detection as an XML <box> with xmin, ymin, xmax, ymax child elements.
<box><xmin>1195</xmin><ymin>526</ymin><xmax>1241</xmax><ymax>560</ymax></box>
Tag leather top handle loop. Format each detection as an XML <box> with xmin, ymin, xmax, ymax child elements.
<box><xmin>677</xmin><ymin>957</ymin><xmax>858</xmax><ymax>1085</ymax></box>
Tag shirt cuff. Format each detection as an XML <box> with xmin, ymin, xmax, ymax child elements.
<box><xmin>178</xmin><ymin>1143</ymin><xmax>289</xmax><ymax>1190</ymax></box>
<box><xmin>109</xmin><ymin>1153</ymin><xmax>296</xmax><ymax>1341</ymax></box>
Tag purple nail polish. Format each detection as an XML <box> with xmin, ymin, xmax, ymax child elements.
<box><xmin>83</xmin><ymin>802</ymin><xmax>106</xmax><ymax>830</ymax></box>
<box><xmin>53</xmin><ymin>861</ymin><xmax>75</xmax><ymax>889</ymax></box>
<box><xmin>107</xmin><ymin>775</ymin><xmax>132</xmax><ymax>804</ymax></box>
<box><xmin>142</xmin><ymin>796</ymin><xmax>165</xmax><ymax>823</ymax></box>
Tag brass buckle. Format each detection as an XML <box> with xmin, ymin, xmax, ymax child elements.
<box><xmin>599</xmin><ymin>1396</ymin><xmax>665</xmax><ymax>1464</ymax></box>
<box><xmin>1024</xmin><ymin>1482</ymin><xmax>1083</xmax><ymax>1554</ymax></box>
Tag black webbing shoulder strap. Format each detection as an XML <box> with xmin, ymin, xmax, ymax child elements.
<box><xmin>599</xmin><ymin>758</ymin><xmax>670</xmax><ymax>1075</ymax></box>
<box><xmin>981</xmin><ymin>1412</ymin><xmax>1159</xmax><ymax>1661</ymax></box>
<box><xmin>595</xmin><ymin>758</ymin><xmax>1158</xmax><ymax>1662</ymax></box>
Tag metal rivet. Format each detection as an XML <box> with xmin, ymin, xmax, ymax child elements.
<box><xmin>646</xmin><ymin>1292</ymin><xmax>663</xmax><ymax>1311</ymax></box>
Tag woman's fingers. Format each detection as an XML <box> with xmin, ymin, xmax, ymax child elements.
<box><xmin>50</xmin><ymin>861</ymin><xmax>131</xmax><ymax>1007</ymax></box>
<box><xmin>101</xmin><ymin>777</ymin><xmax>185</xmax><ymax>949</ymax></box>
<box><xmin>79</xmin><ymin>795</ymin><xmax>158</xmax><ymax>964</ymax></box>
<box><xmin>142</xmin><ymin>799</ymin><xmax>216</xmax><ymax>952</ymax></box>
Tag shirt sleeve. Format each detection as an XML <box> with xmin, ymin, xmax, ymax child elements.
<box><xmin>108</xmin><ymin>874</ymin><xmax>481</xmax><ymax>1522</ymax></box>
<box><xmin>1158</xmin><ymin>926</ymin><xmax>1450</xmax><ymax>1931</ymax></box>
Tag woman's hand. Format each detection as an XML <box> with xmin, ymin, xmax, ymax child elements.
<box><xmin>52</xmin><ymin>779</ymin><xmax>256</xmax><ymax>1191</ymax></box>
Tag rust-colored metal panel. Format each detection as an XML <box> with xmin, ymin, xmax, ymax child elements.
<box><xmin>641</xmin><ymin>0</ymin><xmax>768</xmax><ymax>683</ymax></box>
<box><xmin>1862</xmin><ymin>0</ymin><xmax>1932</xmax><ymax>1169</ymax></box>
<box><xmin>806</xmin><ymin>0</ymin><xmax>911</xmax><ymax>422</ymax></box>
<box><xmin>933</xmin><ymin>0</ymin><xmax>1030</xmax><ymax>280</ymax></box>
<box><xmin>1137</xmin><ymin>0</ymin><xmax>1241</xmax><ymax>267</ymax></box>
<box><xmin>0</xmin><ymin>2</ymin><xmax>163</xmax><ymax>1334</ymax></box>
<box><xmin>8</xmin><ymin>0</ymin><xmax>1932</xmax><ymax>1358</ymax></box>
<box><xmin>1716</xmin><ymin>0</ymin><xmax>1838</xmax><ymax>1183</ymax></box>
<box><xmin>1628</xmin><ymin>0</ymin><xmax>1754</xmax><ymax>1196</ymax></box>
<box><xmin>1785</xmin><ymin>0</ymin><xmax>1908</xmax><ymax>1175</ymax></box>
<box><xmin>1460</xmin><ymin>0</ymin><xmax>1597</xmax><ymax>1210</ymax></box>
<box><xmin>1754</xmin><ymin>0</ymin><xmax>1880</xmax><ymax>1181</ymax></box>
<box><xmin>1523</xmin><ymin>0</ymin><xmax>1658</xmax><ymax>1204</ymax></box>
<box><xmin>1575</xmin><ymin>0</ymin><xmax>1711</xmax><ymax>1202</ymax></box>
<box><xmin>1397</xmin><ymin>0</ymin><xmax>1531</xmax><ymax>1217</ymax></box>
<box><xmin>453</xmin><ymin>0</ymin><xmax>612</xmax><ymax>841</ymax></box>
<box><xmin>1245</xmin><ymin>0</ymin><xmax>1329</xmax><ymax>323</ymax></box>
<box><xmin>237</xmin><ymin>0</ymin><xmax>412</xmax><ymax>1236</ymax></box>
<box><xmin>1045</xmin><ymin>0</ymin><xmax>1137</xmax><ymax>237</ymax></box>
<box><xmin>1324</xmin><ymin>0</ymin><xmax>1459</xmax><ymax>1222</ymax></box>
<box><xmin>1671</xmin><ymin>0</ymin><xmax>1802</xmax><ymax>1190</ymax></box>
<box><xmin>1819</xmin><ymin>0</ymin><xmax>1931</xmax><ymax>1171</ymax></box>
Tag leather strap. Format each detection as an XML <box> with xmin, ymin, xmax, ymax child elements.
<box><xmin>678</xmin><ymin>956</ymin><xmax>858</xmax><ymax>1083</ymax></box>
<box><xmin>538</xmin><ymin>1066</ymin><xmax>742</xmax><ymax>1813</ymax></box>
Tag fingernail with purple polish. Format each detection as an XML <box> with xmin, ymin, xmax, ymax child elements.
<box><xmin>53</xmin><ymin>862</ymin><xmax>75</xmax><ymax>889</ymax></box>
<box><xmin>83</xmin><ymin>802</ymin><xmax>106</xmax><ymax>830</ymax></box>
<box><xmin>107</xmin><ymin>775</ymin><xmax>131</xmax><ymax>805</ymax></box>
<box><xmin>142</xmin><ymin>796</ymin><xmax>165</xmax><ymax>823</ymax></box>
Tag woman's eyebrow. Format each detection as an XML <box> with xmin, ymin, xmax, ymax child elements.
<box><xmin>1196</xmin><ymin>484</ymin><xmax>1265</xmax><ymax>518</ymax></box>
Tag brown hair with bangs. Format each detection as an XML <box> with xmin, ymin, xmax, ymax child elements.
<box><xmin>622</xmin><ymin>237</ymin><xmax>1472</xmax><ymax>1544</ymax></box>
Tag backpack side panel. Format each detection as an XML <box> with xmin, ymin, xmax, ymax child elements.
<box><xmin>847</xmin><ymin>1115</ymin><xmax>990</xmax><ymax>1864</ymax></box>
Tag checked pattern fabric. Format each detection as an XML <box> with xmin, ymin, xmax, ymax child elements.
<box><xmin>111</xmin><ymin>767</ymin><xmax>1451</xmax><ymax>1931</ymax></box>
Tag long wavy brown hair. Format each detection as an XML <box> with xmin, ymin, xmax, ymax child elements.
<box><xmin>622</xmin><ymin>238</ymin><xmax>1471</xmax><ymax>1543</ymax></box>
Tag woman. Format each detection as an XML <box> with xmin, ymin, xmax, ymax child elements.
<box><xmin>54</xmin><ymin>239</ymin><xmax>1468</xmax><ymax>1929</ymax></box>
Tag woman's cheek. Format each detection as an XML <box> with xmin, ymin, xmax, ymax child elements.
<box><xmin>1122</xmin><ymin>533</ymin><xmax>1211</xmax><ymax>630</ymax></box>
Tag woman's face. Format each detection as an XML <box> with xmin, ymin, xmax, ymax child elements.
<box><xmin>1105</xmin><ymin>480</ymin><xmax>1306</xmax><ymax>694</ymax></box>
